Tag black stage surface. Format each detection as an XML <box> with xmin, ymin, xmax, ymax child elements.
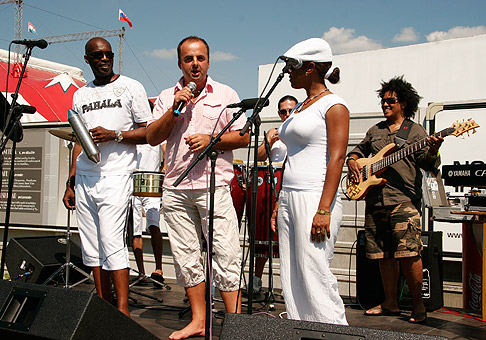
<box><xmin>1</xmin><ymin>277</ymin><xmax>485</xmax><ymax>339</ymax></box>
<box><xmin>90</xmin><ymin>278</ymin><xmax>486</xmax><ymax>339</ymax></box>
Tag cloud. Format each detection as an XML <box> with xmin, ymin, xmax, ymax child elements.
<box><xmin>323</xmin><ymin>27</ymin><xmax>383</xmax><ymax>54</ymax></box>
<box><xmin>426</xmin><ymin>25</ymin><xmax>486</xmax><ymax>42</ymax></box>
<box><xmin>144</xmin><ymin>48</ymin><xmax>177</xmax><ymax>59</ymax></box>
<box><xmin>392</xmin><ymin>27</ymin><xmax>420</xmax><ymax>43</ymax></box>
<box><xmin>211</xmin><ymin>51</ymin><xmax>237</xmax><ymax>61</ymax></box>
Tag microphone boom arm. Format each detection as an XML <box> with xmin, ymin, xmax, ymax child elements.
<box><xmin>239</xmin><ymin>69</ymin><xmax>286</xmax><ymax>136</ymax></box>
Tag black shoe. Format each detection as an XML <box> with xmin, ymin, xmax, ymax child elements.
<box><xmin>150</xmin><ymin>272</ymin><xmax>165</xmax><ymax>288</ymax></box>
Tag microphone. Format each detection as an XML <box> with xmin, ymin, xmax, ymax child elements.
<box><xmin>263</xmin><ymin>131</ymin><xmax>272</xmax><ymax>159</ymax></box>
<box><xmin>227</xmin><ymin>98</ymin><xmax>270</xmax><ymax>110</ymax></box>
<box><xmin>67</xmin><ymin>109</ymin><xmax>100</xmax><ymax>164</ymax></box>
<box><xmin>12</xmin><ymin>39</ymin><xmax>48</xmax><ymax>49</ymax></box>
<box><xmin>13</xmin><ymin>104</ymin><xmax>36</xmax><ymax>114</ymax></box>
<box><xmin>173</xmin><ymin>82</ymin><xmax>197</xmax><ymax>116</ymax></box>
<box><xmin>279</xmin><ymin>55</ymin><xmax>303</xmax><ymax>73</ymax></box>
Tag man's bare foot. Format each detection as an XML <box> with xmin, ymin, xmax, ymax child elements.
<box><xmin>169</xmin><ymin>320</ymin><xmax>205</xmax><ymax>340</ymax></box>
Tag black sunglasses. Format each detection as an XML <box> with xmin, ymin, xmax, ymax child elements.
<box><xmin>88</xmin><ymin>51</ymin><xmax>115</xmax><ymax>60</ymax></box>
<box><xmin>278</xmin><ymin>109</ymin><xmax>292</xmax><ymax>115</ymax></box>
<box><xmin>381</xmin><ymin>97</ymin><xmax>399</xmax><ymax>105</ymax></box>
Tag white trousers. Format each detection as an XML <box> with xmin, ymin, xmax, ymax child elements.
<box><xmin>277</xmin><ymin>189</ymin><xmax>347</xmax><ymax>325</ymax></box>
<box><xmin>75</xmin><ymin>174</ymin><xmax>131</xmax><ymax>271</ymax></box>
<box><xmin>162</xmin><ymin>186</ymin><xmax>241</xmax><ymax>291</ymax></box>
<box><xmin>132</xmin><ymin>196</ymin><xmax>161</xmax><ymax>236</ymax></box>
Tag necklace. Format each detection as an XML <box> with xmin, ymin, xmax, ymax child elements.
<box><xmin>295</xmin><ymin>88</ymin><xmax>330</xmax><ymax>113</ymax></box>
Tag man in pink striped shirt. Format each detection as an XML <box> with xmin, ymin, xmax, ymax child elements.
<box><xmin>147</xmin><ymin>36</ymin><xmax>249</xmax><ymax>340</ymax></box>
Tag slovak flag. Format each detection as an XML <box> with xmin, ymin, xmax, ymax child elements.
<box><xmin>28</xmin><ymin>22</ymin><xmax>37</xmax><ymax>34</ymax></box>
<box><xmin>118</xmin><ymin>9</ymin><xmax>133</xmax><ymax>29</ymax></box>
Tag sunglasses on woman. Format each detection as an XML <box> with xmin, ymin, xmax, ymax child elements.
<box><xmin>381</xmin><ymin>97</ymin><xmax>399</xmax><ymax>105</ymax></box>
<box><xmin>88</xmin><ymin>51</ymin><xmax>115</xmax><ymax>60</ymax></box>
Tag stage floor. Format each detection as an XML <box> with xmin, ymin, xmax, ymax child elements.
<box><xmin>71</xmin><ymin>276</ymin><xmax>486</xmax><ymax>340</ymax></box>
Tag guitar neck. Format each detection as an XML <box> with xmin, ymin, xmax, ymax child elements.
<box><xmin>372</xmin><ymin>128</ymin><xmax>453</xmax><ymax>174</ymax></box>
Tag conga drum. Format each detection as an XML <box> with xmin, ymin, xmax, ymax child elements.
<box><xmin>230</xmin><ymin>160</ymin><xmax>246</xmax><ymax>223</ymax></box>
<box><xmin>246</xmin><ymin>162</ymin><xmax>282</xmax><ymax>258</ymax></box>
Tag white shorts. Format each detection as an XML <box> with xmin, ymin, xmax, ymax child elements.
<box><xmin>162</xmin><ymin>186</ymin><xmax>241</xmax><ymax>291</ymax></box>
<box><xmin>75</xmin><ymin>174</ymin><xmax>131</xmax><ymax>271</ymax></box>
<box><xmin>132</xmin><ymin>196</ymin><xmax>161</xmax><ymax>236</ymax></box>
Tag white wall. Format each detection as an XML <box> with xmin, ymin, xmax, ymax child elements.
<box><xmin>258</xmin><ymin>34</ymin><xmax>486</xmax><ymax>117</ymax></box>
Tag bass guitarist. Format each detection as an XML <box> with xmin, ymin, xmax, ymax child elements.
<box><xmin>346</xmin><ymin>76</ymin><xmax>443</xmax><ymax>324</ymax></box>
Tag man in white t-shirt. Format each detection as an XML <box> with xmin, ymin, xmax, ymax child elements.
<box><xmin>63</xmin><ymin>37</ymin><xmax>152</xmax><ymax>317</ymax></box>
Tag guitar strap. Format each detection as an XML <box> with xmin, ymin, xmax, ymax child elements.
<box><xmin>394</xmin><ymin>119</ymin><xmax>414</xmax><ymax>149</ymax></box>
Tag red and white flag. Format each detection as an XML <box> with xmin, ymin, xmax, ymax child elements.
<box><xmin>28</xmin><ymin>22</ymin><xmax>37</xmax><ymax>34</ymax></box>
<box><xmin>118</xmin><ymin>9</ymin><xmax>132</xmax><ymax>29</ymax></box>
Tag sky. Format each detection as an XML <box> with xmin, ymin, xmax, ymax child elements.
<box><xmin>1</xmin><ymin>0</ymin><xmax>485</xmax><ymax>100</ymax></box>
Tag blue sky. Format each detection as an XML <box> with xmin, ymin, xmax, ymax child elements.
<box><xmin>1</xmin><ymin>0</ymin><xmax>485</xmax><ymax>99</ymax></box>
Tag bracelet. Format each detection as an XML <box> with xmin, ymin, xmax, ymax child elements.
<box><xmin>273</xmin><ymin>210</ymin><xmax>278</xmax><ymax>213</ymax></box>
<box><xmin>316</xmin><ymin>209</ymin><xmax>331</xmax><ymax>216</ymax></box>
<box><xmin>346</xmin><ymin>156</ymin><xmax>357</xmax><ymax>164</ymax></box>
<box><xmin>428</xmin><ymin>150</ymin><xmax>440</xmax><ymax>159</ymax></box>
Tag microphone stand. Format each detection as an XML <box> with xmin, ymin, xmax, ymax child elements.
<box><xmin>239</xmin><ymin>67</ymin><xmax>286</xmax><ymax>314</ymax></box>
<box><xmin>0</xmin><ymin>46</ymin><xmax>34</xmax><ymax>279</ymax></box>
<box><xmin>263</xmin><ymin>132</ymin><xmax>276</xmax><ymax>308</ymax></box>
<box><xmin>173</xmin><ymin>106</ymin><xmax>249</xmax><ymax>340</ymax></box>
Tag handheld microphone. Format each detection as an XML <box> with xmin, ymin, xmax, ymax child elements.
<box><xmin>12</xmin><ymin>39</ymin><xmax>48</xmax><ymax>49</ymax></box>
<box><xmin>227</xmin><ymin>98</ymin><xmax>270</xmax><ymax>110</ymax></box>
<box><xmin>279</xmin><ymin>55</ymin><xmax>303</xmax><ymax>73</ymax></box>
<box><xmin>68</xmin><ymin>109</ymin><xmax>101</xmax><ymax>164</ymax></box>
<box><xmin>173</xmin><ymin>82</ymin><xmax>197</xmax><ymax>116</ymax></box>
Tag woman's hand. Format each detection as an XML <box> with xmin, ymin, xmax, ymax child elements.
<box><xmin>347</xmin><ymin>158</ymin><xmax>362</xmax><ymax>184</ymax></box>
<box><xmin>311</xmin><ymin>213</ymin><xmax>330</xmax><ymax>243</ymax></box>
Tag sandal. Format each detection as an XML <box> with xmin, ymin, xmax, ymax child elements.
<box><xmin>364</xmin><ymin>306</ymin><xmax>401</xmax><ymax>316</ymax></box>
<box><xmin>409</xmin><ymin>311</ymin><xmax>427</xmax><ymax>324</ymax></box>
<box><xmin>150</xmin><ymin>272</ymin><xmax>165</xmax><ymax>288</ymax></box>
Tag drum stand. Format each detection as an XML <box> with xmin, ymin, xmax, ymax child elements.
<box><xmin>262</xmin><ymin>133</ymin><xmax>277</xmax><ymax>309</ymax></box>
<box><xmin>43</xmin><ymin>139</ymin><xmax>93</xmax><ymax>288</ymax></box>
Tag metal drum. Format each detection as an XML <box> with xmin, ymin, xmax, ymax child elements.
<box><xmin>133</xmin><ymin>171</ymin><xmax>164</xmax><ymax>197</ymax></box>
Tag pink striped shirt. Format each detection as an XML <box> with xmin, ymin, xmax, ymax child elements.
<box><xmin>151</xmin><ymin>76</ymin><xmax>246</xmax><ymax>190</ymax></box>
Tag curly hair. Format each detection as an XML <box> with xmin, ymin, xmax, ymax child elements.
<box><xmin>377</xmin><ymin>76</ymin><xmax>422</xmax><ymax>119</ymax></box>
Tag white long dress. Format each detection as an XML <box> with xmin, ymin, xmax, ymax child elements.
<box><xmin>277</xmin><ymin>94</ymin><xmax>348</xmax><ymax>325</ymax></box>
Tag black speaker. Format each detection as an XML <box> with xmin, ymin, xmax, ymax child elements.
<box><xmin>0</xmin><ymin>280</ymin><xmax>159</xmax><ymax>340</ymax></box>
<box><xmin>220</xmin><ymin>313</ymin><xmax>448</xmax><ymax>340</ymax></box>
<box><xmin>5</xmin><ymin>236</ymin><xmax>91</xmax><ymax>284</ymax></box>
<box><xmin>356</xmin><ymin>230</ymin><xmax>384</xmax><ymax>309</ymax></box>
<box><xmin>356</xmin><ymin>230</ymin><xmax>444</xmax><ymax>311</ymax></box>
<box><xmin>398</xmin><ymin>231</ymin><xmax>444</xmax><ymax>311</ymax></box>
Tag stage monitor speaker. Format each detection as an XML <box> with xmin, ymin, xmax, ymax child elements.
<box><xmin>356</xmin><ymin>230</ymin><xmax>444</xmax><ymax>311</ymax></box>
<box><xmin>220</xmin><ymin>313</ymin><xmax>448</xmax><ymax>340</ymax></box>
<box><xmin>355</xmin><ymin>230</ymin><xmax>384</xmax><ymax>309</ymax></box>
<box><xmin>5</xmin><ymin>236</ymin><xmax>91</xmax><ymax>284</ymax></box>
<box><xmin>0</xmin><ymin>280</ymin><xmax>159</xmax><ymax>340</ymax></box>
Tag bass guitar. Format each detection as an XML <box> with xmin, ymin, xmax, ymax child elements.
<box><xmin>346</xmin><ymin>119</ymin><xmax>480</xmax><ymax>200</ymax></box>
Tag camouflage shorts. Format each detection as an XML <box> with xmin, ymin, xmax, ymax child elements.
<box><xmin>364</xmin><ymin>201</ymin><xmax>423</xmax><ymax>259</ymax></box>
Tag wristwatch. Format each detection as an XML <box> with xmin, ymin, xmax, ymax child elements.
<box><xmin>115</xmin><ymin>130</ymin><xmax>124</xmax><ymax>143</ymax></box>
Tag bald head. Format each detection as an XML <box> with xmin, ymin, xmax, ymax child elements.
<box><xmin>85</xmin><ymin>37</ymin><xmax>111</xmax><ymax>54</ymax></box>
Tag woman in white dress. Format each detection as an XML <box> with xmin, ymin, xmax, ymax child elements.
<box><xmin>271</xmin><ymin>38</ymin><xmax>349</xmax><ymax>324</ymax></box>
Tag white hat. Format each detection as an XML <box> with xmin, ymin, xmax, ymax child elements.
<box><xmin>283</xmin><ymin>38</ymin><xmax>333</xmax><ymax>63</ymax></box>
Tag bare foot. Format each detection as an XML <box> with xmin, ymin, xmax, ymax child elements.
<box><xmin>169</xmin><ymin>320</ymin><xmax>205</xmax><ymax>340</ymax></box>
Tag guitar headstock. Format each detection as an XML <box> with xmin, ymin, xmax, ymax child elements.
<box><xmin>451</xmin><ymin>119</ymin><xmax>480</xmax><ymax>138</ymax></box>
